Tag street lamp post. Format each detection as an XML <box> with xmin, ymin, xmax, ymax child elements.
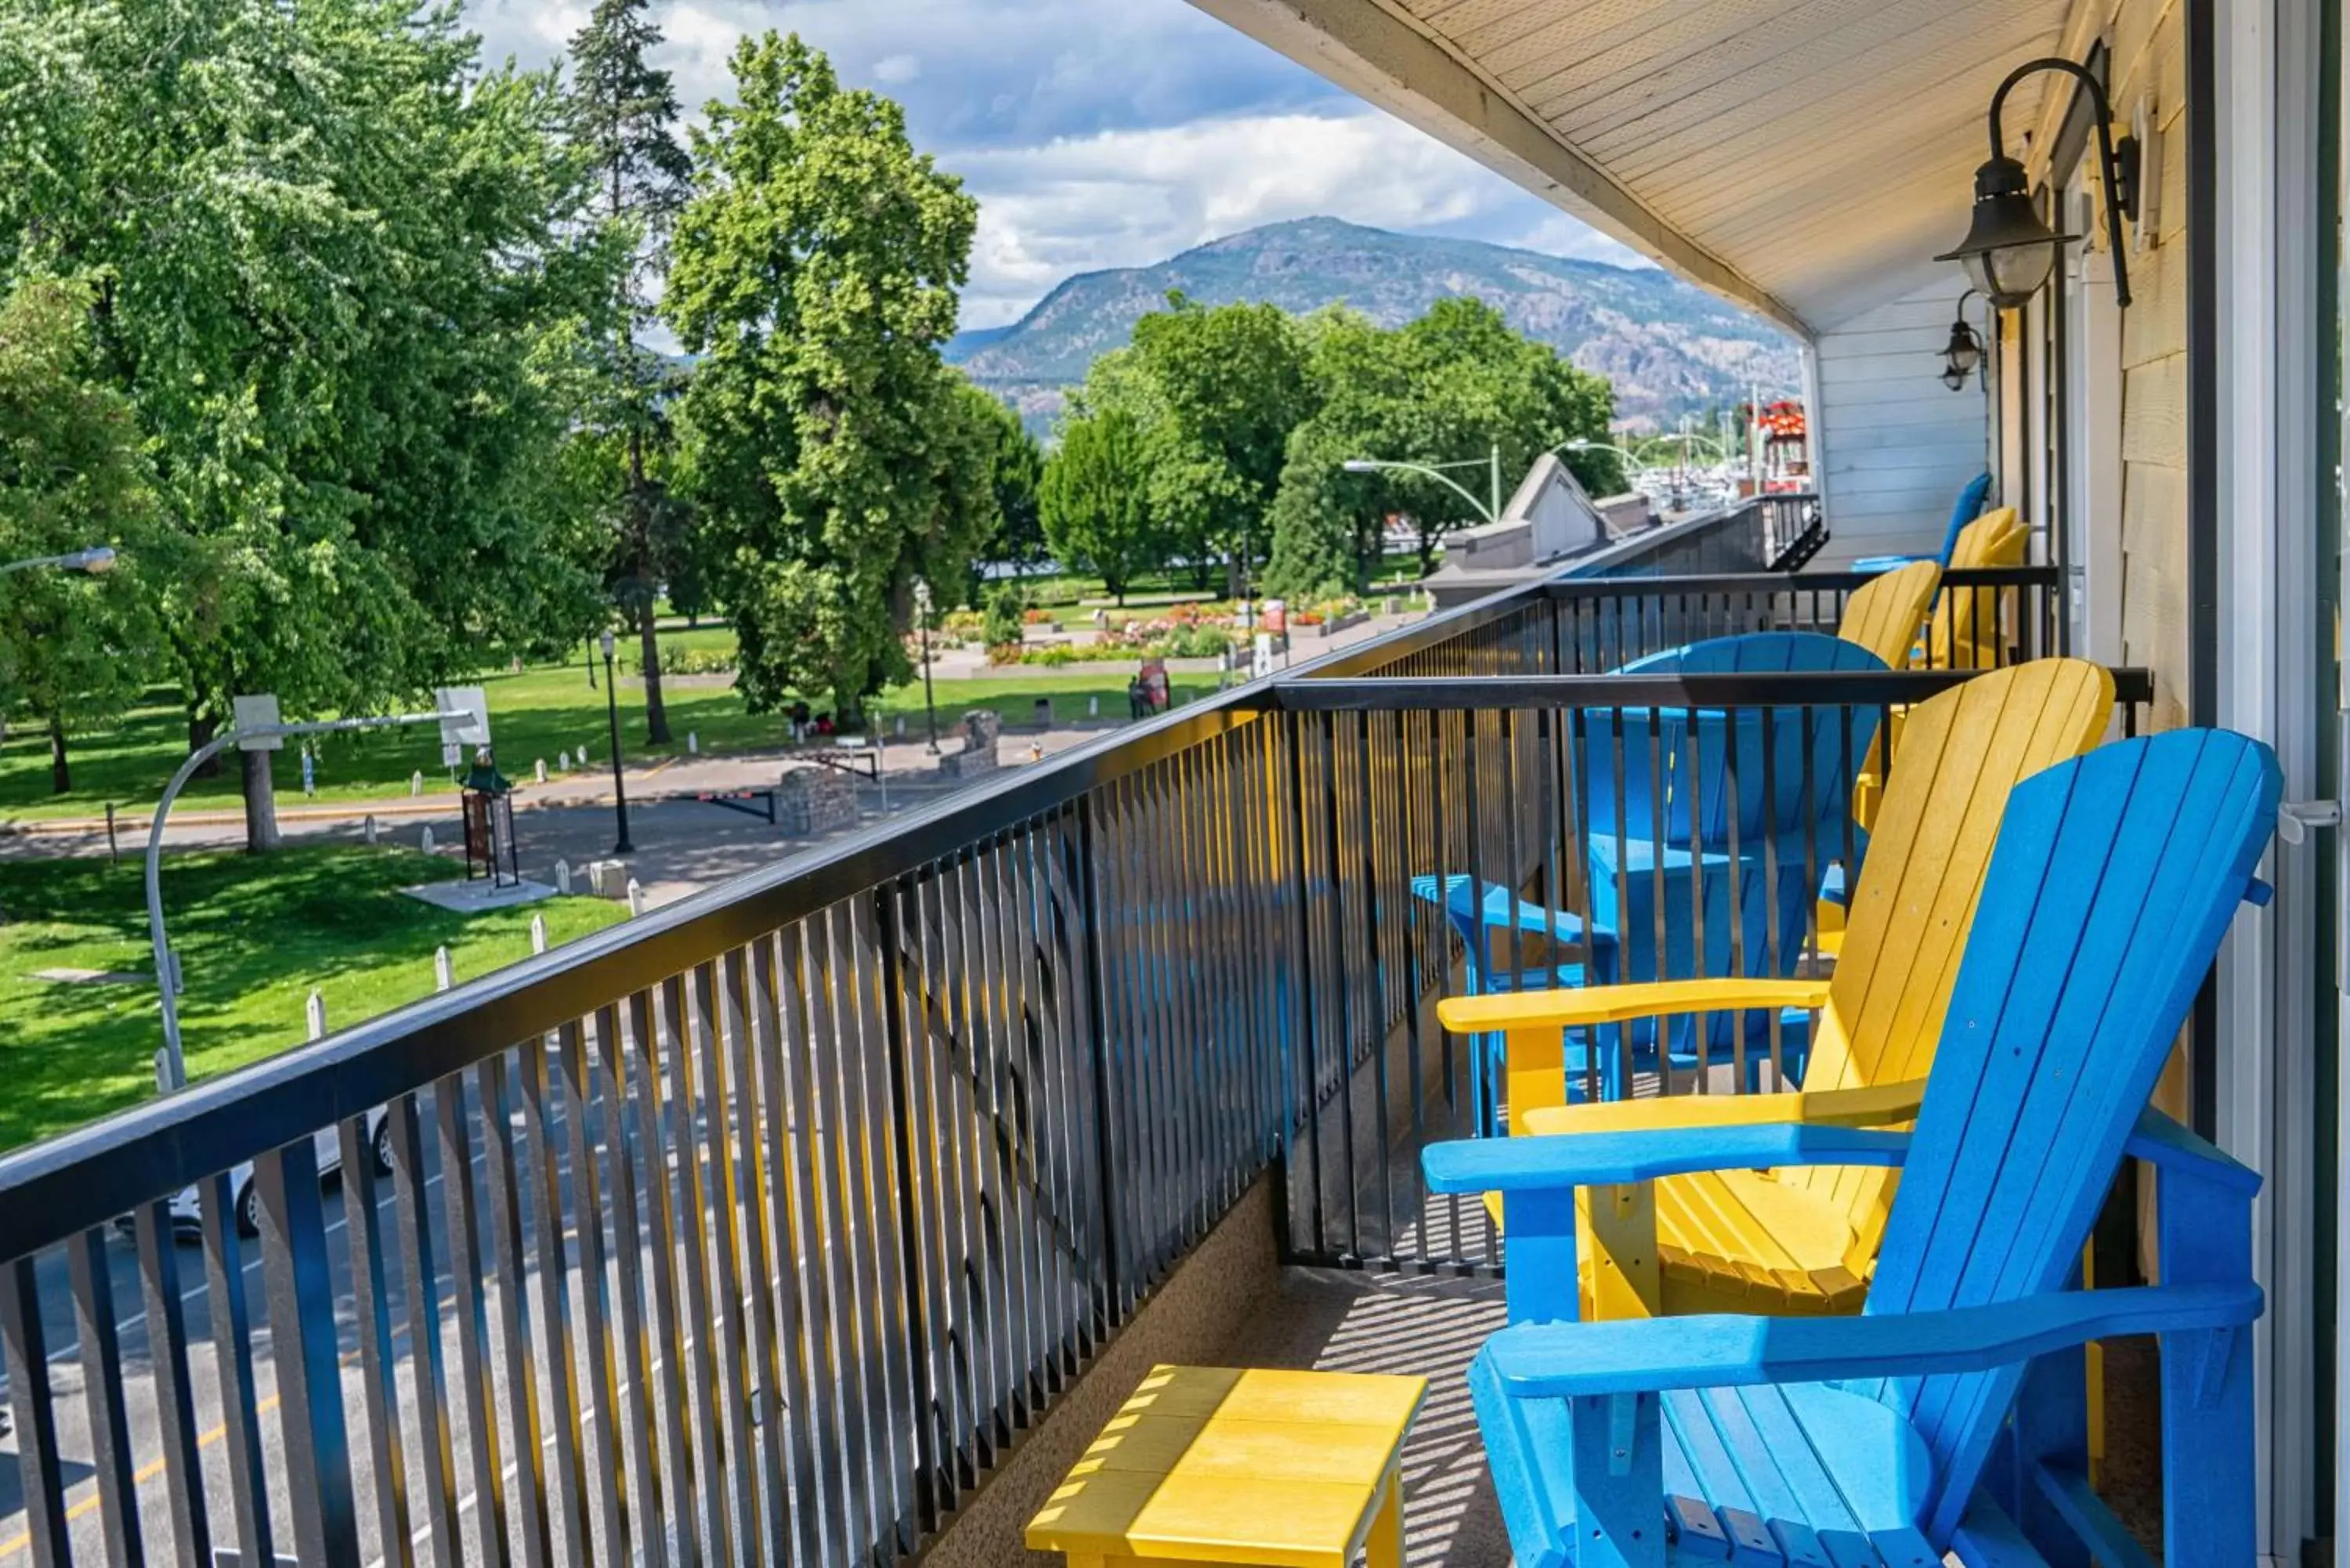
<box><xmin>600</xmin><ymin>628</ymin><xmax>634</xmax><ymax>855</ymax></box>
<box><xmin>146</xmin><ymin>709</ymin><xmax>460</xmax><ymax>1090</ymax></box>
<box><xmin>0</xmin><ymin>546</ymin><xmax>115</xmax><ymax>577</ymax></box>
<box><xmin>914</xmin><ymin>579</ymin><xmax>939</xmax><ymax>755</ymax></box>
<box><xmin>1340</xmin><ymin>457</ymin><xmax>1500</xmax><ymax>525</ymax></box>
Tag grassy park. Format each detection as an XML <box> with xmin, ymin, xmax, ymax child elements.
<box><xmin>0</xmin><ymin>622</ymin><xmax>1227</xmax><ymax>824</ymax></box>
<box><xmin>0</xmin><ymin>847</ymin><xmax>627</xmax><ymax>1150</ymax></box>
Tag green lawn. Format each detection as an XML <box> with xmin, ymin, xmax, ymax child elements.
<box><xmin>0</xmin><ymin>846</ymin><xmax>628</xmax><ymax>1151</ymax></box>
<box><xmin>0</xmin><ymin>627</ymin><xmax>1227</xmax><ymax>822</ymax></box>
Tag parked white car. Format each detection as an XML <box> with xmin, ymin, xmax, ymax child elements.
<box><xmin>159</xmin><ymin>1109</ymin><xmax>394</xmax><ymax>1239</ymax></box>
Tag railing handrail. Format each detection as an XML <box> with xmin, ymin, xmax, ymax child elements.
<box><xmin>1271</xmin><ymin>667</ymin><xmax>2157</xmax><ymax>713</ymax></box>
<box><xmin>1538</xmin><ymin>563</ymin><xmax>2056</xmax><ymax>599</ymax></box>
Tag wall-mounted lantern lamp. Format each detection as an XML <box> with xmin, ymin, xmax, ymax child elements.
<box><xmin>1936</xmin><ymin>56</ymin><xmax>2139</xmax><ymax>310</ymax></box>
<box><xmin>1940</xmin><ymin>290</ymin><xmax>1985</xmax><ymax>391</ymax></box>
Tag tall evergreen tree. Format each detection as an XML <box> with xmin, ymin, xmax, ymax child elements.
<box><xmin>569</xmin><ymin>0</ymin><xmax>695</xmax><ymax>742</ymax></box>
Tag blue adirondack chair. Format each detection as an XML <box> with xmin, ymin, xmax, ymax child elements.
<box><xmin>1417</xmin><ymin>633</ymin><xmax>1885</xmax><ymax>1125</ymax></box>
<box><xmin>1423</xmin><ymin>728</ymin><xmax>2278</xmax><ymax>1566</ymax></box>
<box><xmin>1853</xmin><ymin>472</ymin><xmax>1994</xmax><ymax>576</ymax></box>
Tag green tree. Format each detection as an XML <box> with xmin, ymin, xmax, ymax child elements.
<box><xmin>1123</xmin><ymin>296</ymin><xmax>1316</xmax><ymax>591</ymax></box>
<box><xmin>1041</xmin><ymin>410</ymin><xmax>1158</xmax><ymax>605</ymax></box>
<box><xmin>569</xmin><ymin>0</ymin><xmax>696</xmax><ymax>742</ymax></box>
<box><xmin>0</xmin><ymin>1</ymin><xmax>618</xmax><ymax>844</ymax></box>
<box><xmin>966</xmin><ymin>384</ymin><xmax>1046</xmax><ymax>580</ymax></box>
<box><xmin>666</xmin><ymin>34</ymin><xmax>988</xmax><ymax>719</ymax></box>
<box><xmin>1263</xmin><ymin>298</ymin><xmax>1621</xmax><ymax>596</ymax></box>
<box><xmin>0</xmin><ymin>276</ymin><xmax>169</xmax><ymax>791</ymax></box>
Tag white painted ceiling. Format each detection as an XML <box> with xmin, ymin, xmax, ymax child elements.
<box><xmin>1191</xmin><ymin>0</ymin><xmax>2074</xmax><ymax>336</ymax></box>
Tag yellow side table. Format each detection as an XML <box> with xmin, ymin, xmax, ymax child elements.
<box><xmin>1025</xmin><ymin>1364</ymin><xmax>1427</xmax><ymax>1568</ymax></box>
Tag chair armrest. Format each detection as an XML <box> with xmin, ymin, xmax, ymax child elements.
<box><xmin>1437</xmin><ymin>977</ymin><xmax>1831</xmax><ymax>1035</ymax></box>
<box><xmin>1422</xmin><ymin>1122</ymin><xmax>1909</xmax><ymax>1194</ymax></box>
<box><xmin>2125</xmin><ymin>1109</ymin><xmax>2264</xmax><ymax>1195</ymax></box>
<box><xmin>1517</xmin><ymin>1078</ymin><xmax>1926</xmax><ymax>1139</ymax></box>
<box><xmin>1484</xmin><ymin>1282</ymin><xmax>2265</xmax><ymax>1399</ymax></box>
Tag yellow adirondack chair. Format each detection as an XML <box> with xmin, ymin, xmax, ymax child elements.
<box><xmin>1835</xmin><ymin>559</ymin><xmax>1940</xmax><ymax>669</ymax></box>
<box><xmin>1927</xmin><ymin>505</ymin><xmax>2028</xmax><ymax>670</ymax></box>
<box><xmin>1436</xmin><ymin>657</ymin><xmax>2114</xmax><ymax>1321</ymax></box>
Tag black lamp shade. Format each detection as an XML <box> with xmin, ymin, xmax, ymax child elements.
<box><xmin>1942</xmin><ymin>320</ymin><xmax>1983</xmax><ymax>375</ymax></box>
<box><xmin>1936</xmin><ymin>155</ymin><xmax>2077</xmax><ymax>308</ymax></box>
<box><xmin>1942</xmin><ymin>366</ymin><xmax>1970</xmax><ymax>391</ymax></box>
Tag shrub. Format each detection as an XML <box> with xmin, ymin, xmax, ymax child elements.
<box><xmin>663</xmin><ymin>646</ymin><xmax>739</xmax><ymax>677</ymax></box>
<box><xmin>983</xmin><ymin>582</ymin><xmax>1029</xmax><ymax>649</ymax></box>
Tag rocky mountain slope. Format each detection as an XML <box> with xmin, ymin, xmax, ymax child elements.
<box><xmin>948</xmin><ymin>216</ymin><xmax>1801</xmax><ymax>433</ymax></box>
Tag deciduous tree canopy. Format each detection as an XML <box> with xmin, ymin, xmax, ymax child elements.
<box><xmin>0</xmin><ymin>0</ymin><xmax>620</xmax><ymax>738</ymax></box>
<box><xmin>667</xmin><ymin>32</ymin><xmax>991</xmax><ymax>720</ymax></box>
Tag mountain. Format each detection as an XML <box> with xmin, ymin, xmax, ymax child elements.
<box><xmin>947</xmin><ymin>217</ymin><xmax>1801</xmax><ymax>435</ymax></box>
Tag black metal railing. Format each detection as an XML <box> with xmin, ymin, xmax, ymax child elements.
<box><xmin>1256</xmin><ymin>666</ymin><xmax>2151</xmax><ymax>1273</ymax></box>
<box><xmin>1371</xmin><ymin>565</ymin><xmax>2065</xmax><ymax>681</ymax></box>
<box><xmin>0</xmin><ymin>547</ymin><xmax>2128</xmax><ymax>1567</ymax></box>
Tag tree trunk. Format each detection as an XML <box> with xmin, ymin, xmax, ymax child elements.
<box><xmin>627</xmin><ymin>426</ymin><xmax>672</xmax><ymax>746</ymax></box>
<box><xmin>635</xmin><ymin>608</ymin><xmax>671</xmax><ymax>745</ymax></box>
<box><xmin>46</xmin><ymin>714</ymin><xmax>68</xmax><ymax>794</ymax></box>
<box><xmin>188</xmin><ymin>709</ymin><xmax>221</xmax><ymax>779</ymax></box>
<box><xmin>240</xmin><ymin>746</ymin><xmax>281</xmax><ymax>854</ymax></box>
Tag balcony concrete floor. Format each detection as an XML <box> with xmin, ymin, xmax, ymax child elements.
<box><xmin>1219</xmin><ymin>1267</ymin><xmax>2168</xmax><ymax>1565</ymax></box>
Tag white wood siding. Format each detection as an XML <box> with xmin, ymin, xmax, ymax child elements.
<box><xmin>1810</xmin><ymin>274</ymin><xmax>1989</xmax><ymax>566</ymax></box>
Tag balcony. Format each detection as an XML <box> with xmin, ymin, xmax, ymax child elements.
<box><xmin>0</xmin><ymin>498</ymin><xmax>2164</xmax><ymax>1566</ymax></box>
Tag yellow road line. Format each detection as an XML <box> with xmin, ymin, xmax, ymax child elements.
<box><xmin>0</xmin><ymin>1343</ymin><xmax>369</xmax><ymax>1558</ymax></box>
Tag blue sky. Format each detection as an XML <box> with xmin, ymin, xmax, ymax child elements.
<box><xmin>465</xmin><ymin>0</ymin><xmax>1645</xmax><ymax>328</ymax></box>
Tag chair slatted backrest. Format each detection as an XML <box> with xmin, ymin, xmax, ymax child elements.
<box><xmin>1593</xmin><ymin>632</ymin><xmax>1888</xmax><ymax>849</ymax></box>
<box><xmin>1929</xmin><ymin>507</ymin><xmax>2028</xmax><ymax>670</ymax></box>
<box><xmin>1837</xmin><ymin>561</ymin><xmax>1940</xmax><ymax>670</ymax></box>
<box><xmin>1854</xmin><ymin>731</ymin><xmax>2279</xmax><ymax>1538</ymax></box>
<box><xmin>1786</xmin><ymin>660</ymin><xmax>2115</xmax><ymax>1259</ymax></box>
<box><xmin>1932</xmin><ymin>473</ymin><xmax>1996</xmax><ymax>569</ymax></box>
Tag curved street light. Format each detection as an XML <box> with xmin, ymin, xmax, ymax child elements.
<box><xmin>1341</xmin><ymin>457</ymin><xmax>1499</xmax><ymax>526</ymax></box>
<box><xmin>147</xmin><ymin>710</ymin><xmax>465</xmax><ymax>1090</ymax></box>
<box><xmin>2</xmin><ymin>546</ymin><xmax>115</xmax><ymax>577</ymax></box>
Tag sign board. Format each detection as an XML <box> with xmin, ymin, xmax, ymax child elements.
<box><xmin>1139</xmin><ymin>659</ymin><xmax>1170</xmax><ymax>712</ymax></box>
<box><xmin>1253</xmin><ymin>634</ymin><xmax>1277</xmax><ymax>679</ymax></box>
<box><xmin>435</xmin><ymin>686</ymin><xmax>490</xmax><ymax>749</ymax></box>
<box><xmin>231</xmin><ymin>694</ymin><xmax>283</xmax><ymax>751</ymax></box>
<box><xmin>442</xmin><ymin>742</ymin><xmax>464</xmax><ymax>770</ymax></box>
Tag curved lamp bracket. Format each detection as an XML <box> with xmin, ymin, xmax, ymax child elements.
<box><xmin>1987</xmin><ymin>56</ymin><xmax>2139</xmax><ymax>306</ymax></box>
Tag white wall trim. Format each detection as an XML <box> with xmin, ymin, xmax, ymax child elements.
<box><xmin>2213</xmin><ymin>2</ymin><xmax>2294</xmax><ymax>1563</ymax></box>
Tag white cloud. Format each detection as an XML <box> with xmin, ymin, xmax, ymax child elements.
<box><xmin>952</xmin><ymin>109</ymin><xmax>1612</xmax><ymax>325</ymax></box>
<box><xmin>458</xmin><ymin>1</ymin><xmax>1658</xmax><ymax>328</ymax></box>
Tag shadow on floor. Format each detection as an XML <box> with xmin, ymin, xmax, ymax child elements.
<box><xmin>1221</xmin><ymin>1269</ymin><xmax>1511</xmax><ymax>1567</ymax></box>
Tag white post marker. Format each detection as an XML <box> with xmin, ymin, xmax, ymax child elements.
<box><xmin>1089</xmin><ymin>695</ymin><xmax>1100</xmax><ymax>717</ymax></box>
<box><xmin>420</xmin><ymin>826</ymin><xmax>435</xmax><ymax>855</ymax></box>
<box><xmin>530</xmin><ymin>914</ymin><xmax>548</xmax><ymax>955</ymax></box>
<box><xmin>687</xmin><ymin>731</ymin><xmax>699</xmax><ymax>754</ymax></box>
<box><xmin>306</xmin><ymin>991</ymin><xmax>327</xmax><ymax>1042</ymax></box>
<box><xmin>535</xmin><ymin>758</ymin><xmax>548</xmax><ymax>783</ymax></box>
<box><xmin>559</xmin><ymin>750</ymin><xmax>570</xmax><ymax>771</ymax></box>
<box><xmin>363</xmin><ymin>814</ymin><xmax>378</xmax><ymax>846</ymax></box>
<box><xmin>554</xmin><ymin>858</ymin><xmax>571</xmax><ymax>895</ymax></box>
<box><xmin>434</xmin><ymin>946</ymin><xmax>454</xmax><ymax>992</ymax></box>
<box><xmin>627</xmin><ymin>878</ymin><xmax>645</xmax><ymax>917</ymax></box>
<box><xmin>410</xmin><ymin>770</ymin><xmax>423</xmax><ymax>797</ymax></box>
